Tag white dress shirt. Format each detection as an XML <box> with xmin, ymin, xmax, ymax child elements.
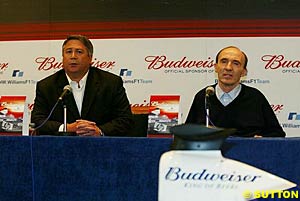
<box><xmin>66</xmin><ymin>72</ymin><xmax>88</xmax><ymax>115</ymax></box>
<box><xmin>58</xmin><ymin>71</ymin><xmax>88</xmax><ymax>132</ymax></box>
<box><xmin>216</xmin><ymin>84</ymin><xmax>242</xmax><ymax>106</ymax></box>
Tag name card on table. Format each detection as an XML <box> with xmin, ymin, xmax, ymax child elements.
<box><xmin>159</xmin><ymin>150</ymin><xmax>296</xmax><ymax>201</ymax></box>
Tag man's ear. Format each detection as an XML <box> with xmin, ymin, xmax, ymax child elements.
<box><xmin>214</xmin><ymin>63</ymin><xmax>218</xmax><ymax>72</ymax></box>
<box><xmin>242</xmin><ymin>68</ymin><xmax>248</xmax><ymax>77</ymax></box>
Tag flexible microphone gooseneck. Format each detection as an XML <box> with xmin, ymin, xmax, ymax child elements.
<box><xmin>30</xmin><ymin>85</ymin><xmax>72</xmax><ymax>135</ymax></box>
<box><xmin>205</xmin><ymin>86</ymin><xmax>215</xmax><ymax>127</ymax></box>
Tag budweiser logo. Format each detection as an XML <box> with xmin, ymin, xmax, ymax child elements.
<box><xmin>145</xmin><ymin>55</ymin><xmax>214</xmax><ymax>70</ymax></box>
<box><xmin>130</xmin><ymin>100</ymin><xmax>151</xmax><ymax>108</ymax></box>
<box><xmin>35</xmin><ymin>57</ymin><xmax>62</xmax><ymax>70</ymax></box>
<box><xmin>0</xmin><ymin>62</ymin><xmax>9</xmax><ymax>71</ymax></box>
<box><xmin>165</xmin><ymin>167</ymin><xmax>261</xmax><ymax>183</ymax></box>
<box><xmin>271</xmin><ymin>104</ymin><xmax>284</xmax><ymax>113</ymax></box>
<box><xmin>28</xmin><ymin>103</ymin><xmax>34</xmax><ymax>111</ymax></box>
<box><xmin>35</xmin><ymin>57</ymin><xmax>116</xmax><ymax>71</ymax></box>
<box><xmin>261</xmin><ymin>55</ymin><xmax>300</xmax><ymax>69</ymax></box>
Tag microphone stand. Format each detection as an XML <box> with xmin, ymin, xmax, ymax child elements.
<box><xmin>60</xmin><ymin>100</ymin><xmax>76</xmax><ymax>136</ymax></box>
<box><xmin>63</xmin><ymin>102</ymin><xmax>67</xmax><ymax>132</ymax></box>
<box><xmin>205</xmin><ymin>95</ymin><xmax>210</xmax><ymax>127</ymax></box>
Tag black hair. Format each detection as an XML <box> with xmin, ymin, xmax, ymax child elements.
<box><xmin>62</xmin><ymin>35</ymin><xmax>93</xmax><ymax>56</ymax></box>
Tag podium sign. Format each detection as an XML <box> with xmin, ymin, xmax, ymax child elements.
<box><xmin>0</xmin><ymin>96</ymin><xmax>28</xmax><ymax>135</ymax></box>
<box><xmin>147</xmin><ymin>95</ymin><xmax>180</xmax><ymax>138</ymax></box>
<box><xmin>159</xmin><ymin>151</ymin><xmax>296</xmax><ymax>201</ymax></box>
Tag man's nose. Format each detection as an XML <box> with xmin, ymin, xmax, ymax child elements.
<box><xmin>224</xmin><ymin>62</ymin><xmax>233</xmax><ymax>70</ymax></box>
<box><xmin>71</xmin><ymin>51</ymin><xmax>77</xmax><ymax>58</ymax></box>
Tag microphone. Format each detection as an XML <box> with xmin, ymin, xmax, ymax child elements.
<box><xmin>30</xmin><ymin>85</ymin><xmax>73</xmax><ymax>136</ymax></box>
<box><xmin>59</xmin><ymin>85</ymin><xmax>72</xmax><ymax>101</ymax></box>
<box><xmin>205</xmin><ymin>86</ymin><xmax>215</xmax><ymax>127</ymax></box>
<box><xmin>205</xmin><ymin>86</ymin><xmax>215</xmax><ymax>97</ymax></box>
<box><xmin>58</xmin><ymin>85</ymin><xmax>72</xmax><ymax>132</ymax></box>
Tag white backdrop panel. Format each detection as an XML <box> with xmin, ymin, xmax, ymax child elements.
<box><xmin>0</xmin><ymin>37</ymin><xmax>299</xmax><ymax>136</ymax></box>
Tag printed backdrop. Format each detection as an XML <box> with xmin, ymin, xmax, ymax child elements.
<box><xmin>0</xmin><ymin>37</ymin><xmax>299</xmax><ymax>136</ymax></box>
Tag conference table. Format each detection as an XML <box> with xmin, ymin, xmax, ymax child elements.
<box><xmin>0</xmin><ymin>136</ymin><xmax>299</xmax><ymax>201</ymax></box>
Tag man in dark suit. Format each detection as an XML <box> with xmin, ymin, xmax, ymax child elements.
<box><xmin>31</xmin><ymin>35</ymin><xmax>133</xmax><ymax>136</ymax></box>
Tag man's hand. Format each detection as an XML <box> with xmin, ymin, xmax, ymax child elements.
<box><xmin>67</xmin><ymin>119</ymin><xmax>102</xmax><ymax>136</ymax></box>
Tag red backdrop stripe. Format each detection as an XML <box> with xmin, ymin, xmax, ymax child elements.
<box><xmin>1</xmin><ymin>19</ymin><xmax>300</xmax><ymax>41</ymax></box>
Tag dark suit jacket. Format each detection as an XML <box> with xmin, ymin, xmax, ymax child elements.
<box><xmin>31</xmin><ymin>67</ymin><xmax>133</xmax><ymax>136</ymax></box>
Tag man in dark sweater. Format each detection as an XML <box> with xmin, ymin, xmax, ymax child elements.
<box><xmin>186</xmin><ymin>46</ymin><xmax>285</xmax><ymax>137</ymax></box>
